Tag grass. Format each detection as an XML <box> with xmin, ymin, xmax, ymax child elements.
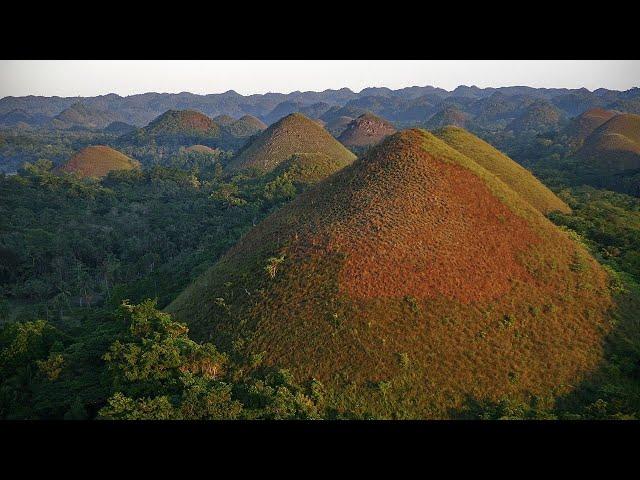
<box><xmin>168</xmin><ymin>129</ymin><xmax>613</xmax><ymax>418</ymax></box>
<box><xmin>434</xmin><ymin>126</ymin><xmax>571</xmax><ymax>214</ymax></box>
<box><xmin>337</xmin><ymin>113</ymin><xmax>396</xmax><ymax>148</ymax></box>
<box><xmin>227</xmin><ymin>113</ymin><xmax>356</xmax><ymax>173</ymax></box>
<box><xmin>59</xmin><ymin>145</ymin><xmax>140</xmax><ymax>178</ymax></box>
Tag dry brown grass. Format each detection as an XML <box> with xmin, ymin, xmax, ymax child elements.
<box><xmin>168</xmin><ymin>129</ymin><xmax>613</xmax><ymax>418</ymax></box>
<box><xmin>59</xmin><ymin>145</ymin><xmax>140</xmax><ymax>178</ymax></box>
<box><xmin>434</xmin><ymin>126</ymin><xmax>571</xmax><ymax>214</ymax></box>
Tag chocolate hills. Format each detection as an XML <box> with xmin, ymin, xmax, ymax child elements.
<box><xmin>434</xmin><ymin>126</ymin><xmax>571</xmax><ymax>214</ymax></box>
<box><xmin>168</xmin><ymin>129</ymin><xmax>612</xmax><ymax>418</ymax></box>
<box><xmin>223</xmin><ymin>115</ymin><xmax>267</xmax><ymax>138</ymax></box>
<box><xmin>59</xmin><ymin>145</ymin><xmax>140</xmax><ymax>178</ymax></box>
<box><xmin>563</xmin><ymin>108</ymin><xmax>618</xmax><ymax>149</ymax></box>
<box><xmin>425</xmin><ymin>106</ymin><xmax>470</xmax><ymax>129</ymax></box>
<box><xmin>573</xmin><ymin>113</ymin><xmax>640</xmax><ymax>193</ymax></box>
<box><xmin>142</xmin><ymin>110</ymin><xmax>221</xmax><ymax>137</ymax></box>
<box><xmin>337</xmin><ymin>113</ymin><xmax>397</xmax><ymax>150</ymax></box>
<box><xmin>226</xmin><ymin>113</ymin><xmax>356</xmax><ymax>173</ymax></box>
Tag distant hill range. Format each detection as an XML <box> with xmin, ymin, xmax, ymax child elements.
<box><xmin>2</xmin><ymin>85</ymin><xmax>639</xmax><ymax>131</ymax></box>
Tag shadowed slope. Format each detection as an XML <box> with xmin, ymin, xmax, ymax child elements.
<box><xmin>575</xmin><ymin>113</ymin><xmax>640</xmax><ymax>171</ymax></box>
<box><xmin>434</xmin><ymin>126</ymin><xmax>571</xmax><ymax>214</ymax></box>
<box><xmin>168</xmin><ymin>129</ymin><xmax>612</xmax><ymax>418</ymax></box>
<box><xmin>563</xmin><ymin>108</ymin><xmax>618</xmax><ymax>149</ymax></box>
<box><xmin>59</xmin><ymin>145</ymin><xmax>140</xmax><ymax>178</ymax></box>
<box><xmin>227</xmin><ymin>113</ymin><xmax>356</xmax><ymax>173</ymax></box>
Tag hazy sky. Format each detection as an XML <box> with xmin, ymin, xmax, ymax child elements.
<box><xmin>1</xmin><ymin>60</ymin><xmax>639</xmax><ymax>98</ymax></box>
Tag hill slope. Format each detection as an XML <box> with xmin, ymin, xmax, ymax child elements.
<box><xmin>337</xmin><ymin>113</ymin><xmax>397</xmax><ymax>149</ymax></box>
<box><xmin>434</xmin><ymin>126</ymin><xmax>571</xmax><ymax>214</ymax></box>
<box><xmin>425</xmin><ymin>106</ymin><xmax>470</xmax><ymax>129</ymax></box>
<box><xmin>563</xmin><ymin>108</ymin><xmax>618</xmax><ymax>149</ymax></box>
<box><xmin>168</xmin><ymin>129</ymin><xmax>612</xmax><ymax>418</ymax></box>
<box><xmin>573</xmin><ymin>113</ymin><xmax>640</xmax><ymax>194</ymax></box>
<box><xmin>59</xmin><ymin>145</ymin><xmax>140</xmax><ymax>178</ymax></box>
<box><xmin>223</xmin><ymin>115</ymin><xmax>267</xmax><ymax>138</ymax></box>
<box><xmin>227</xmin><ymin>113</ymin><xmax>356</xmax><ymax>173</ymax></box>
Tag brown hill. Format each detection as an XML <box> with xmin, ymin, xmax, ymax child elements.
<box><xmin>59</xmin><ymin>145</ymin><xmax>140</xmax><ymax>178</ymax></box>
<box><xmin>575</xmin><ymin>113</ymin><xmax>640</xmax><ymax>172</ymax></box>
<box><xmin>563</xmin><ymin>108</ymin><xmax>618</xmax><ymax>149</ymax></box>
<box><xmin>226</xmin><ymin>113</ymin><xmax>356</xmax><ymax>173</ymax></box>
<box><xmin>434</xmin><ymin>126</ymin><xmax>571</xmax><ymax>214</ymax></box>
<box><xmin>337</xmin><ymin>113</ymin><xmax>397</xmax><ymax>148</ymax></box>
<box><xmin>168</xmin><ymin>129</ymin><xmax>612</xmax><ymax>418</ymax></box>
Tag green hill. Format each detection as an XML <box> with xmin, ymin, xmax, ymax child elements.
<box><xmin>226</xmin><ymin>113</ymin><xmax>356</xmax><ymax>173</ymax></box>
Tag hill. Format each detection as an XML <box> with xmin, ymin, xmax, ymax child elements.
<box><xmin>223</xmin><ymin>115</ymin><xmax>267</xmax><ymax>138</ymax></box>
<box><xmin>562</xmin><ymin>108</ymin><xmax>618</xmax><ymax>150</ymax></box>
<box><xmin>103</xmin><ymin>121</ymin><xmax>136</xmax><ymax>135</ymax></box>
<box><xmin>59</xmin><ymin>145</ymin><xmax>140</xmax><ymax>178</ymax></box>
<box><xmin>168</xmin><ymin>129</ymin><xmax>612</xmax><ymax>418</ymax></box>
<box><xmin>425</xmin><ymin>106</ymin><xmax>470</xmax><ymax>129</ymax></box>
<box><xmin>51</xmin><ymin>102</ymin><xmax>118</xmax><ymax>130</ymax></box>
<box><xmin>434</xmin><ymin>126</ymin><xmax>571</xmax><ymax>214</ymax></box>
<box><xmin>337</xmin><ymin>113</ymin><xmax>397</xmax><ymax>149</ymax></box>
<box><xmin>324</xmin><ymin>116</ymin><xmax>354</xmax><ymax>137</ymax></box>
<box><xmin>573</xmin><ymin>113</ymin><xmax>640</xmax><ymax>194</ymax></box>
<box><xmin>213</xmin><ymin>114</ymin><xmax>235</xmax><ymax>126</ymax></box>
<box><xmin>226</xmin><ymin>113</ymin><xmax>356</xmax><ymax>173</ymax></box>
<box><xmin>142</xmin><ymin>110</ymin><xmax>221</xmax><ymax>137</ymax></box>
<box><xmin>184</xmin><ymin>144</ymin><xmax>221</xmax><ymax>155</ymax></box>
<box><xmin>506</xmin><ymin>100</ymin><xmax>564</xmax><ymax>134</ymax></box>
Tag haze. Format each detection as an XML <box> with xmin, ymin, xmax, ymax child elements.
<box><xmin>1</xmin><ymin>60</ymin><xmax>639</xmax><ymax>98</ymax></box>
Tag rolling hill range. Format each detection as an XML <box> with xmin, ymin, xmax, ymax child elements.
<box><xmin>337</xmin><ymin>113</ymin><xmax>397</xmax><ymax>150</ymax></box>
<box><xmin>168</xmin><ymin>129</ymin><xmax>612</xmax><ymax>418</ymax></box>
<box><xmin>434</xmin><ymin>126</ymin><xmax>571</xmax><ymax>214</ymax></box>
<box><xmin>226</xmin><ymin>113</ymin><xmax>356</xmax><ymax>173</ymax></box>
<box><xmin>58</xmin><ymin>145</ymin><xmax>140</xmax><ymax>178</ymax></box>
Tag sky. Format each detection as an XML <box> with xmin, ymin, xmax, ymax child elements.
<box><xmin>1</xmin><ymin>60</ymin><xmax>639</xmax><ymax>98</ymax></box>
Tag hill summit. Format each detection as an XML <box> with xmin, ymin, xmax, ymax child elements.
<box><xmin>59</xmin><ymin>145</ymin><xmax>140</xmax><ymax>178</ymax></box>
<box><xmin>168</xmin><ymin>129</ymin><xmax>612</xmax><ymax>418</ymax></box>
<box><xmin>337</xmin><ymin>113</ymin><xmax>397</xmax><ymax>149</ymax></box>
<box><xmin>227</xmin><ymin>113</ymin><xmax>356</xmax><ymax>173</ymax></box>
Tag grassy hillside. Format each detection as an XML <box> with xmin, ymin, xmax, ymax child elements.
<box><xmin>227</xmin><ymin>113</ymin><xmax>356</xmax><ymax>173</ymax></box>
<box><xmin>563</xmin><ymin>108</ymin><xmax>617</xmax><ymax>149</ymax></box>
<box><xmin>168</xmin><ymin>129</ymin><xmax>613</xmax><ymax>418</ymax></box>
<box><xmin>434</xmin><ymin>126</ymin><xmax>571</xmax><ymax>214</ymax></box>
<box><xmin>59</xmin><ymin>145</ymin><xmax>140</xmax><ymax>178</ymax></box>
